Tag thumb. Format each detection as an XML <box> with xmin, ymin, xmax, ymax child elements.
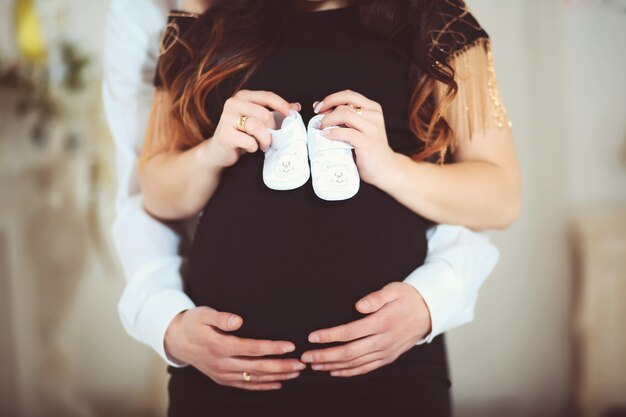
<box><xmin>355</xmin><ymin>287</ymin><xmax>395</xmax><ymax>314</ymax></box>
<box><xmin>210</xmin><ymin>309</ymin><xmax>243</xmax><ymax>332</ymax></box>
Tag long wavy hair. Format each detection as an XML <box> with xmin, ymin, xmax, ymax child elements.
<box><xmin>157</xmin><ymin>0</ymin><xmax>459</xmax><ymax>163</ymax></box>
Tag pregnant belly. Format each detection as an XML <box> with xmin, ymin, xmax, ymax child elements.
<box><xmin>186</xmin><ymin>153</ymin><xmax>429</xmax><ymax>371</ymax></box>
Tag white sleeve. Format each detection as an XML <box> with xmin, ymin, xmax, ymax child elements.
<box><xmin>403</xmin><ymin>224</ymin><xmax>499</xmax><ymax>343</ymax></box>
<box><xmin>102</xmin><ymin>0</ymin><xmax>196</xmax><ymax>367</ymax></box>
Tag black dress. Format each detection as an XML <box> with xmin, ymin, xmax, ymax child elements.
<box><xmin>156</xmin><ymin>4</ymin><xmax>488</xmax><ymax>416</ymax></box>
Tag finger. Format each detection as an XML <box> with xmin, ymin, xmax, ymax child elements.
<box><xmin>235</xmin><ymin>90</ymin><xmax>294</xmax><ymax>116</ymax></box>
<box><xmin>224</xmin><ymin>370</ymin><xmax>301</xmax><ymax>383</ymax></box>
<box><xmin>320</xmin><ymin>126</ymin><xmax>364</xmax><ymax>149</ymax></box>
<box><xmin>312</xmin><ymin>349</ymin><xmax>387</xmax><ymax>372</ymax></box>
<box><xmin>305</xmin><ymin>314</ymin><xmax>380</xmax><ymax>347</ymax></box>
<box><xmin>320</xmin><ymin>106</ymin><xmax>377</xmax><ymax>133</ymax></box>
<box><xmin>314</xmin><ymin>90</ymin><xmax>380</xmax><ymax>114</ymax></box>
<box><xmin>197</xmin><ymin>307</ymin><xmax>243</xmax><ymax>332</ymax></box>
<box><xmin>228</xmin><ymin>381</ymin><xmax>283</xmax><ymax>391</ymax></box>
<box><xmin>227</xmin><ymin>99</ymin><xmax>277</xmax><ymax>129</ymax></box>
<box><xmin>304</xmin><ymin>334</ymin><xmax>386</xmax><ymax>364</ymax></box>
<box><xmin>228</xmin><ymin>115</ymin><xmax>270</xmax><ymax>152</ymax></box>
<box><xmin>329</xmin><ymin>358</ymin><xmax>389</xmax><ymax>378</ymax></box>
<box><xmin>311</xmin><ymin>102</ymin><xmax>333</xmax><ymax>116</ymax></box>
<box><xmin>355</xmin><ymin>283</ymin><xmax>402</xmax><ymax>314</ymax></box>
<box><xmin>229</xmin><ymin>357</ymin><xmax>307</xmax><ymax>374</ymax></box>
<box><xmin>227</xmin><ymin>129</ymin><xmax>262</xmax><ymax>154</ymax></box>
<box><xmin>219</xmin><ymin>334</ymin><xmax>296</xmax><ymax>357</ymax></box>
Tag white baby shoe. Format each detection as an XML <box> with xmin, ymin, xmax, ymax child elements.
<box><xmin>307</xmin><ymin>114</ymin><xmax>360</xmax><ymax>201</ymax></box>
<box><xmin>263</xmin><ymin>110</ymin><xmax>310</xmax><ymax>191</ymax></box>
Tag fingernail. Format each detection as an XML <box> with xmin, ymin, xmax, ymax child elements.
<box><xmin>321</xmin><ymin>128</ymin><xmax>332</xmax><ymax>137</ymax></box>
<box><xmin>359</xmin><ymin>299</ymin><xmax>371</xmax><ymax>311</ymax></box>
<box><xmin>312</xmin><ymin>101</ymin><xmax>319</xmax><ymax>109</ymax></box>
<box><xmin>294</xmin><ymin>362</ymin><xmax>306</xmax><ymax>371</ymax></box>
<box><xmin>283</xmin><ymin>344</ymin><xmax>295</xmax><ymax>353</ymax></box>
<box><xmin>302</xmin><ymin>353</ymin><xmax>313</xmax><ymax>363</ymax></box>
<box><xmin>288</xmin><ymin>372</ymin><xmax>300</xmax><ymax>379</ymax></box>
<box><xmin>312</xmin><ymin>364</ymin><xmax>323</xmax><ymax>370</ymax></box>
<box><xmin>228</xmin><ymin>315</ymin><xmax>240</xmax><ymax>328</ymax></box>
<box><xmin>309</xmin><ymin>334</ymin><xmax>319</xmax><ymax>343</ymax></box>
<box><xmin>314</xmin><ymin>101</ymin><xmax>324</xmax><ymax>114</ymax></box>
<box><xmin>295</xmin><ymin>102</ymin><xmax>302</xmax><ymax>111</ymax></box>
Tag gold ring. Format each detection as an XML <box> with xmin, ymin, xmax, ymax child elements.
<box><xmin>242</xmin><ymin>371</ymin><xmax>251</xmax><ymax>382</ymax></box>
<box><xmin>237</xmin><ymin>115</ymin><xmax>248</xmax><ymax>133</ymax></box>
<box><xmin>349</xmin><ymin>104</ymin><xmax>362</xmax><ymax>115</ymax></box>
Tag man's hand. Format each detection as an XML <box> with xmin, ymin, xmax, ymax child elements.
<box><xmin>299</xmin><ymin>282</ymin><xmax>432</xmax><ymax>377</ymax></box>
<box><xmin>165</xmin><ymin>307</ymin><xmax>306</xmax><ymax>390</ymax></box>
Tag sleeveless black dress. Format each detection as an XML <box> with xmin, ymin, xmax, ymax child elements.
<box><xmin>156</xmin><ymin>4</ymin><xmax>488</xmax><ymax>416</ymax></box>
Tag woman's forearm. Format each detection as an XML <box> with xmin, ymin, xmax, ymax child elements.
<box><xmin>141</xmin><ymin>142</ymin><xmax>223</xmax><ymax>221</ymax></box>
<box><xmin>377</xmin><ymin>153</ymin><xmax>521</xmax><ymax>231</ymax></box>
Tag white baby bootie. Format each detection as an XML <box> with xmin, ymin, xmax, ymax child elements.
<box><xmin>263</xmin><ymin>110</ymin><xmax>310</xmax><ymax>190</ymax></box>
<box><xmin>307</xmin><ymin>114</ymin><xmax>360</xmax><ymax>201</ymax></box>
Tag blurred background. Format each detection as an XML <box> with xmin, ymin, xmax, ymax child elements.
<box><xmin>1</xmin><ymin>0</ymin><xmax>625</xmax><ymax>416</ymax></box>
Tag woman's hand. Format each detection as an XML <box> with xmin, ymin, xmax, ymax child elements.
<box><xmin>299</xmin><ymin>282</ymin><xmax>432</xmax><ymax>377</ymax></box>
<box><xmin>312</xmin><ymin>89</ymin><xmax>397</xmax><ymax>188</ymax></box>
<box><xmin>164</xmin><ymin>306</ymin><xmax>306</xmax><ymax>390</ymax></box>
<box><xmin>199</xmin><ymin>89</ymin><xmax>300</xmax><ymax>171</ymax></box>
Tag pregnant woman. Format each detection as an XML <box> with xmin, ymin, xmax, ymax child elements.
<box><xmin>137</xmin><ymin>0</ymin><xmax>520</xmax><ymax>415</ymax></box>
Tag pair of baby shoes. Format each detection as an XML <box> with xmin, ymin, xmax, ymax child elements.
<box><xmin>262</xmin><ymin>110</ymin><xmax>360</xmax><ymax>201</ymax></box>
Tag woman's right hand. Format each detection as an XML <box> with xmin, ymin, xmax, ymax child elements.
<box><xmin>199</xmin><ymin>90</ymin><xmax>300</xmax><ymax>170</ymax></box>
<box><xmin>164</xmin><ymin>306</ymin><xmax>306</xmax><ymax>390</ymax></box>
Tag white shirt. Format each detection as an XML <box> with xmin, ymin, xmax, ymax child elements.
<box><xmin>102</xmin><ymin>0</ymin><xmax>500</xmax><ymax>368</ymax></box>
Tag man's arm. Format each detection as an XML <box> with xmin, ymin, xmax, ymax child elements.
<box><xmin>403</xmin><ymin>224</ymin><xmax>499</xmax><ymax>343</ymax></box>
<box><xmin>297</xmin><ymin>223</ymin><xmax>499</xmax><ymax>376</ymax></box>
<box><xmin>103</xmin><ymin>0</ymin><xmax>196</xmax><ymax>367</ymax></box>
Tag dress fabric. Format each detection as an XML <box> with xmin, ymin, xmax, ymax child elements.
<box><xmin>166</xmin><ymin>6</ymin><xmax>452</xmax><ymax>416</ymax></box>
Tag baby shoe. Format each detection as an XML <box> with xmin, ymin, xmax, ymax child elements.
<box><xmin>306</xmin><ymin>114</ymin><xmax>360</xmax><ymax>201</ymax></box>
<box><xmin>263</xmin><ymin>110</ymin><xmax>310</xmax><ymax>191</ymax></box>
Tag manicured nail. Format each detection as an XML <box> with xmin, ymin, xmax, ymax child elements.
<box><xmin>358</xmin><ymin>299</ymin><xmax>371</xmax><ymax>311</ymax></box>
<box><xmin>295</xmin><ymin>102</ymin><xmax>302</xmax><ymax>111</ymax></box>
<box><xmin>302</xmin><ymin>353</ymin><xmax>313</xmax><ymax>363</ymax></box>
<box><xmin>314</xmin><ymin>101</ymin><xmax>324</xmax><ymax>114</ymax></box>
<box><xmin>294</xmin><ymin>362</ymin><xmax>306</xmax><ymax>371</ymax></box>
<box><xmin>312</xmin><ymin>364</ymin><xmax>323</xmax><ymax>370</ymax></box>
<box><xmin>312</xmin><ymin>101</ymin><xmax>319</xmax><ymax>109</ymax></box>
<box><xmin>283</xmin><ymin>344</ymin><xmax>295</xmax><ymax>353</ymax></box>
<box><xmin>228</xmin><ymin>315</ymin><xmax>240</xmax><ymax>328</ymax></box>
<box><xmin>309</xmin><ymin>334</ymin><xmax>319</xmax><ymax>343</ymax></box>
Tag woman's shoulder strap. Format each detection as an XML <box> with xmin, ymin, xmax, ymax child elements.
<box><xmin>429</xmin><ymin>0</ymin><xmax>490</xmax><ymax>64</ymax></box>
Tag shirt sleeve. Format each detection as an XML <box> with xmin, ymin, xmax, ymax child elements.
<box><xmin>102</xmin><ymin>0</ymin><xmax>196</xmax><ymax>367</ymax></box>
<box><xmin>402</xmin><ymin>225</ymin><xmax>499</xmax><ymax>343</ymax></box>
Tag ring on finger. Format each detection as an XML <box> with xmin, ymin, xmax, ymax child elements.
<box><xmin>348</xmin><ymin>103</ymin><xmax>363</xmax><ymax>115</ymax></box>
<box><xmin>237</xmin><ymin>115</ymin><xmax>248</xmax><ymax>133</ymax></box>
<box><xmin>242</xmin><ymin>371</ymin><xmax>252</xmax><ymax>382</ymax></box>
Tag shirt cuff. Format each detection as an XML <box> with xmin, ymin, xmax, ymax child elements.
<box><xmin>136</xmin><ymin>288</ymin><xmax>196</xmax><ymax>367</ymax></box>
<box><xmin>403</xmin><ymin>260</ymin><xmax>463</xmax><ymax>344</ymax></box>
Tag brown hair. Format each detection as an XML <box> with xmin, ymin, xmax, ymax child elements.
<box><xmin>145</xmin><ymin>0</ymin><xmax>476</xmax><ymax>169</ymax></box>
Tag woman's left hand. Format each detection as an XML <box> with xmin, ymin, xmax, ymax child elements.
<box><xmin>313</xmin><ymin>90</ymin><xmax>398</xmax><ymax>187</ymax></box>
<box><xmin>299</xmin><ymin>282</ymin><xmax>432</xmax><ymax>377</ymax></box>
